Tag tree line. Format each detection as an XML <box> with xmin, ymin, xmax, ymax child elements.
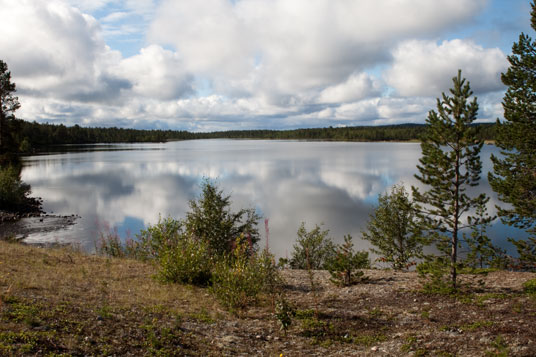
<box><xmin>4</xmin><ymin>117</ymin><xmax>496</xmax><ymax>154</ymax></box>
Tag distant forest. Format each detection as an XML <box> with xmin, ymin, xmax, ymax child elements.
<box><xmin>14</xmin><ymin>119</ymin><xmax>497</xmax><ymax>149</ymax></box>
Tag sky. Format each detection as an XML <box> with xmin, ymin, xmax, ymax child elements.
<box><xmin>0</xmin><ymin>0</ymin><xmax>533</xmax><ymax>131</ymax></box>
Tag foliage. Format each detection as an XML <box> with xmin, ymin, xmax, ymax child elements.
<box><xmin>522</xmin><ymin>278</ymin><xmax>536</xmax><ymax>295</ymax></box>
<box><xmin>508</xmin><ymin>237</ymin><xmax>536</xmax><ymax>271</ymax></box>
<box><xmin>184</xmin><ymin>180</ymin><xmax>260</xmax><ymax>255</ymax></box>
<box><xmin>417</xmin><ymin>257</ymin><xmax>456</xmax><ymax>295</ymax></box>
<box><xmin>326</xmin><ymin>235</ymin><xmax>370</xmax><ymax>286</ymax></box>
<box><xmin>463</xmin><ymin>201</ymin><xmax>500</xmax><ymax>269</ymax></box>
<box><xmin>362</xmin><ymin>184</ymin><xmax>424</xmax><ymax>270</ymax></box>
<box><xmin>290</xmin><ymin>222</ymin><xmax>336</xmax><ymax>269</ymax></box>
<box><xmin>0</xmin><ymin>60</ymin><xmax>21</xmax><ymax>154</ymax></box>
<box><xmin>11</xmin><ymin>120</ymin><xmax>498</xmax><ymax>151</ymax></box>
<box><xmin>412</xmin><ymin>70</ymin><xmax>490</xmax><ymax>290</ymax></box>
<box><xmin>156</xmin><ymin>234</ymin><xmax>214</xmax><ymax>286</ymax></box>
<box><xmin>135</xmin><ymin>216</ymin><xmax>183</xmax><ymax>260</ymax></box>
<box><xmin>0</xmin><ymin>165</ymin><xmax>31</xmax><ymax>211</ymax></box>
<box><xmin>489</xmin><ymin>3</ymin><xmax>536</xmax><ymax>268</ymax></box>
<box><xmin>210</xmin><ymin>238</ymin><xmax>280</xmax><ymax>311</ymax></box>
<box><xmin>275</xmin><ymin>294</ymin><xmax>296</xmax><ymax>335</ymax></box>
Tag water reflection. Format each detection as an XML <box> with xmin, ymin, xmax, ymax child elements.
<box><xmin>20</xmin><ymin>140</ymin><xmax>525</xmax><ymax>258</ymax></box>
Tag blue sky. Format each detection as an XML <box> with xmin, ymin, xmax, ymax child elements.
<box><xmin>0</xmin><ymin>0</ymin><xmax>533</xmax><ymax>131</ymax></box>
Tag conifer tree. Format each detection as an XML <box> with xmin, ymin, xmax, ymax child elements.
<box><xmin>362</xmin><ymin>184</ymin><xmax>423</xmax><ymax>270</ymax></box>
<box><xmin>412</xmin><ymin>70</ymin><xmax>490</xmax><ymax>289</ymax></box>
<box><xmin>0</xmin><ymin>60</ymin><xmax>20</xmax><ymax>154</ymax></box>
<box><xmin>489</xmin><ymin>1</ymin><xmax>536</xmax><ymax>264</ymax></box>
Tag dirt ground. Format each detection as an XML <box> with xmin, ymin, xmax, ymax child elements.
<box><xmin>0</xmin><ymin>241</ymin><xmax>535</xmax><ymax>356</ymax></box>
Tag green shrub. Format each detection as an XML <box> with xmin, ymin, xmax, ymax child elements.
<box><xmin>326</xmin><ymin>235</ymin><xmax>370</xmax><ymax>286</ymax></box>
<box><xmin>0</xmin><ymin>165</ymin><xmax>31</xmax><ymax>211</ymax></box>
<box><xmin>156</xmin><ymin>234</ymin><xmax>214</xmax><ymax>286</ymax></box>
<box><xmin>290</xmin><ymin>222</ymin><xmax>336</xmax><ymax>269</ymax></box>
<box><xmin>417</xmin><ymin>257</ymin><xmax>456</xmax><ymax>295</ymax></box>
<box><xmin>135</xmin><ymin>216</ymin><xmax>183</xmax><ymax>260</ymax></box>
<box><xmin>210</xmin><ymin>238</ymin><xmax>280</xmax><ymax>311</ymax></box>
<box><xmin>185</xmin><ymin>180</ymin><xmax>260</xmax><ymax>255</ymax></box>
<box><xmin>523</xmin><ymin>278</ymin><xmax>536</xmax><ymax>295</ymax></box>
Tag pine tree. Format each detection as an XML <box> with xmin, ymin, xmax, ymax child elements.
<box><xmin>412</xmin><ymin>70</ymin><xmax>489</xmax><ymax>289</ymax></box>
<box><xmin>489</xmin><ymin>1</ymin><xmax>536</xmax><ymax>264</ymax></box>
<box><xmin>0</xmin><ymin>60</ymin><xmax>21</xmax><ymax>155</ymax></box>
<box><xmin>326</xmin><ymin>234</ymin><xmax>370</xmax><ymax>286</ymax></box>
<box><xmin>463</xmin><ymin>201</ymin><xmax>499</xmax><ymax>269</ymax></box>
<box><xmin>361</xmin><ymin>184</ymin><xmax>423</xmax><ymax>270</ymax></box>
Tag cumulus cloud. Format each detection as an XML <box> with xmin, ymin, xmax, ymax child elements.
<box><xmin>1</xmin><ymin>0</ymin><xmax>510</xmax><ymax>130</ymax></box>
<box><xmin>113</xmin><ymin>45</ymin><xmax>194</xmax><ymax>100</ymax></box>
<box><xmin>385</xmin><ymin>39</ymin><xmax>508</xmax><ymax>96</ymax></box>
<box><xmin>317</xmin><ymin>73</ymin><xmax>382</xmax><ymax>104</ymax></box>
<box><xmin>149</xmin><ymin>0</ymin><xmax>488</xmax><ymax>98</ymax></box>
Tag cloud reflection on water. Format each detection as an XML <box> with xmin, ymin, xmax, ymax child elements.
<box><xmin>20</xmin><ymin>140</ymin><xmax>522</xmax><ymax>257</ymax></box>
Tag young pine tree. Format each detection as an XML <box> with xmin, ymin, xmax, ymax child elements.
<box><xmin>362</xmin><ymin>184</ymin><xmax>423</xmax><ymax>270</ymax></box>
<box><xmin>489</xmin><ymin>1</ymin><xmax>536</xmax><ymax>268</ymax></box>
<box><xmin>326</xmin><ymin>234</ymin><xmax>370</xmax><ymax>286</ymax></box>
<box><xmin>412</xmin><ymin>70</ymin><xmax>490</xmax><ymax>289</ymax></box>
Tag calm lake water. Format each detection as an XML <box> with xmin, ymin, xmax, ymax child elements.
<box><xmin>19</xmin><ymin>140</ymin><xmax>523</xmax><ymax>258</ymax></box>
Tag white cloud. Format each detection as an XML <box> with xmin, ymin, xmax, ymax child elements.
<box><xmin>1</xmin><ymin>0</ymin><xmax>509</xmax><ymax>130</ymax></box>
<box><xmin>317</xmin><ymin>73</ymin><xmax>382</xmax><ymax>104</ymax></box>
<box><xmin>114</xmin><ymin>45</ymin><xmax>193</xmax><ymax>100</ymax></box>
<box><xmin>149</xmin><ymin>0</ymin><xmax>488</xmax><ymax>99</ymax></box>
<box><xmin>385</xmin><ymin>39</ymin><xmax>508</xmax><ymax>96</ymax></box>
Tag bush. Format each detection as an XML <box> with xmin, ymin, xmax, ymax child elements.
<box><xmin>184</xmin><ymin>180</ymin><xmax>260</xmax><ymax>255</ymax></box>
<box><xmin>135</xmin><ymin>216</ymin><xmax>183</xmax><ymax>260</ymax></box>
<box><xmin>290</xmin><ymin>222</ymin><xmax>336</xmax><ymax>269</ymax></box>
<box><xmin>523</xmin><ymin>278</ymin><xmax>536</xmax><ymax>295</ymax></box>
<box><xmin>156</xmin><ymin>234</ymin><xmax>214</xmax><ymax>286</ymax></box>
<box><xmin>210</xmin><ymin>238</ymin><xmax>280</xmax><ymax>311</ymax></box>
<box><xmin>326</xmin><ymin>235</ymin><xmax>370</xmax><ymax>286</ymax></box>
<box><xmin>0</xmin><ymin>165</ymin><xmax>31</xmax><ymax>211</ymax></box>
<box><xmin>417</xmin><ymin>257</ymin><xmax>456</xmax><ymax>295</ymax></box>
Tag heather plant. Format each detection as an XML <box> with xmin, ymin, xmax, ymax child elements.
<box><xmin>326</xmin><ymin>235</ymin><xmax>370</xmax><ymax>286</ymax></box>
<box><xmin>290</xmin><ymin>222</ymin><xmax>336</xmax><ymax>269</ymax></box>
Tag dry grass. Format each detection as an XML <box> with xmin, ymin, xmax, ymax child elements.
<box><xmin>0</xmin><ymin>241</ymin><xmax>222</xmax><ymax>355</ymax></box>
<box><xmin>1</xmin><ymin>241</ymin><xmax>536</xmax><ymax>356</ymax></box>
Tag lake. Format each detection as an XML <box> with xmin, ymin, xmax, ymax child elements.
<box><xmin>18</xmin><ymin>140</ymin><xmax>523</xmax><ymax>258</ymax></box>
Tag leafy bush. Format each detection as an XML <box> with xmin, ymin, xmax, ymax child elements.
<box><xmin>290</xmin><ymin>222</ymin><xmax>336</xmax><ymax>269</ymax></box>
<box><xmin>0</xmin><ymin>165</ymin><xmax>31</xmax><ymax>211</ymax></box>
<box><xmin>326</xmin><ymin>235</ymin><xmax>370</xmax><ymax>286</ymax></box>
<box><xmin>210</xmin><ymin>238</ymin><xmax>280</xmax><ymax>311</ymax></box>
<box><xmin>135</xmin><ymin>216</ymin><xmax>183</xmax><ymax>260</ymax></box>
<box><xmin>156</xmin><ymin>234</ymin><xmax>214</xmax><ymax>286</ymax></box>
<box><xmin>185</xmin><ymin>180</ymin><xmax>260</xmax><ymax>255</ymax></box>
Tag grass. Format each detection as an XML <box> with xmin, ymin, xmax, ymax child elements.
<box><xmin>0</xmin><ymin>240</ymin><xmax>221</xmax><ymax>355</ymax></box>
<box><xmin>1</xmin><ymin>240</ymin><xmax>535</xmax><ymax>355</ymax></box>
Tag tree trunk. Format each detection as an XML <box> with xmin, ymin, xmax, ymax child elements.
<box><xmin>452</xmin><ymin>150</ymin><xmax>460</xmax><ymax>290</ymax></box>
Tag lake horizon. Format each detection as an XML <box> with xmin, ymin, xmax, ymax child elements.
<box><xmin>17</xmin><ymin>139</ymin><xmax>525</xmax><ymax>259</ymax></box>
